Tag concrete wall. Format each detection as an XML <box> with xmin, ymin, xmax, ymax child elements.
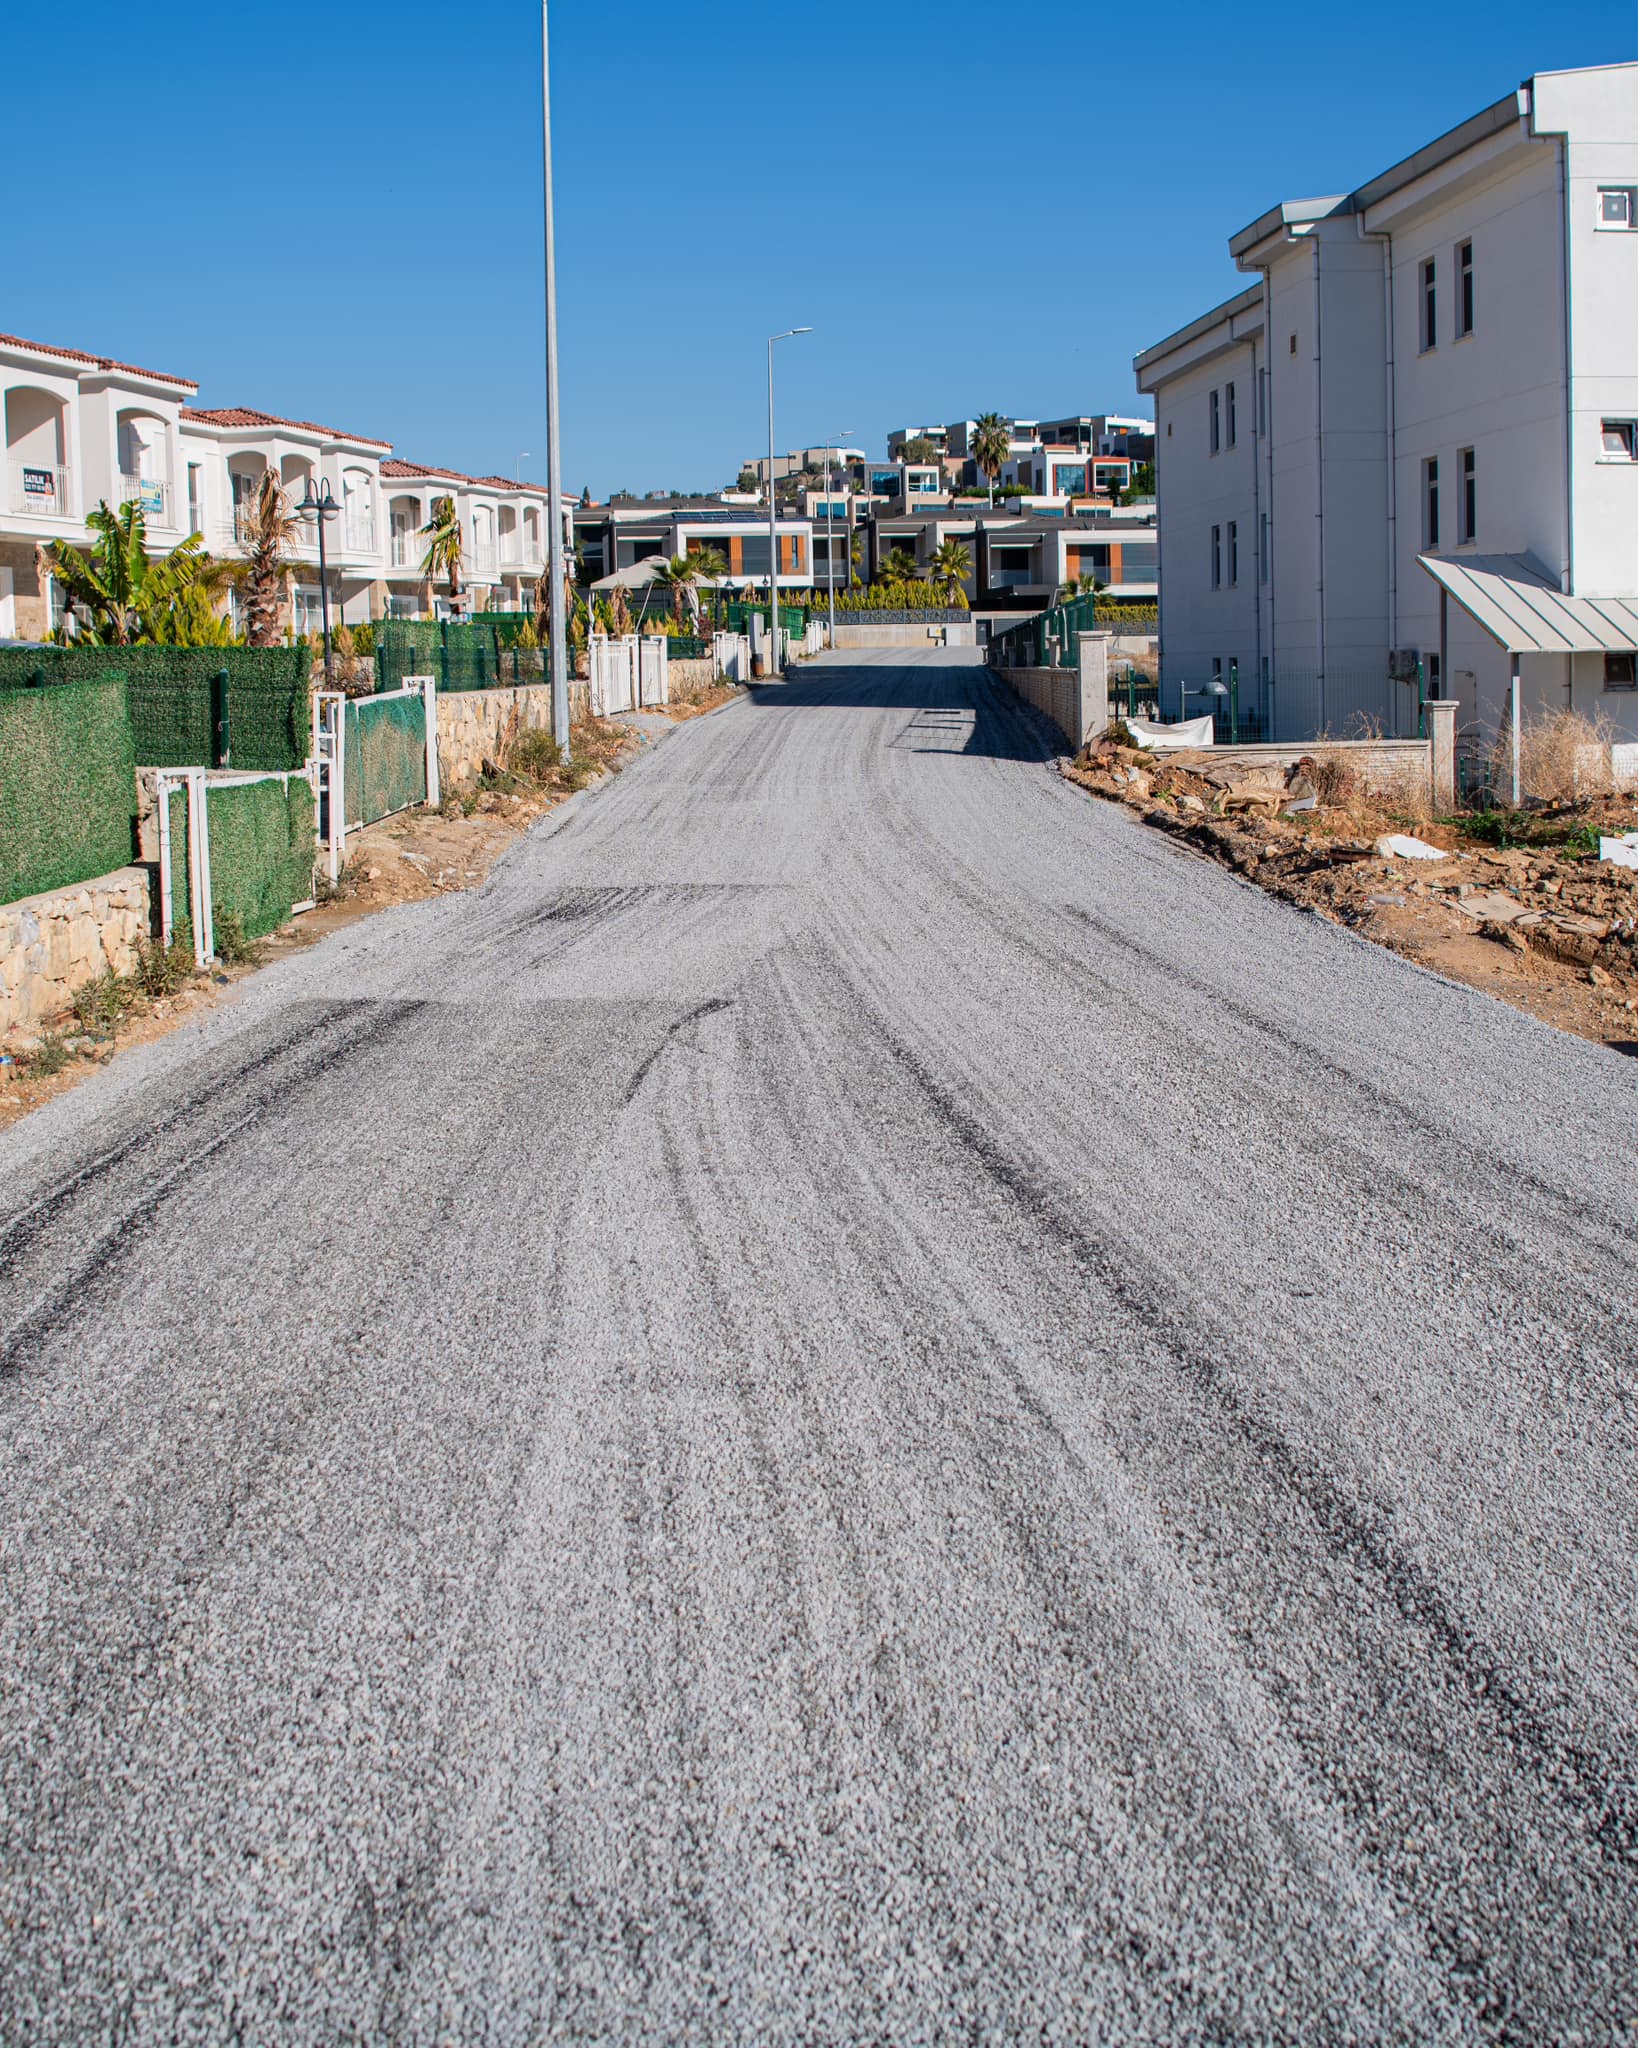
<box><xmin>994</xmin><ymin>636</ymin><xmax>1108</xmax><ymax>751</ymax></box>
<box><xmin>830</xmin><ymin>620</ymin><xmax>977</xmax><ymax>649</ymax></box>
<box><xmin>1</xmin><ymin>867</ymin><xmax>151</xmax><ymax>1038</ymax></box>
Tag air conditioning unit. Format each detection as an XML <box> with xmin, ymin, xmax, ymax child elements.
<box><xmin>1388</xmin><ymin>648</ymin><xmax>1421</xmax><ymax>681</ymax></box>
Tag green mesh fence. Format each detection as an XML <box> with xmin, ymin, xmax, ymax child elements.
<box><xmin>0</xmin><ymin>673</ymin><xmax>138</xmax><ymax>903</ymax></box>
<box><xmin>166</xmin><ymin>776</ymin><xmax>315</xmax><ymax>944</ymax></box>
<box><xmin>0</xmin><ymin>645</ymin><xmax>309</xmax><ymax>770</ymax></box>
<box><xmin>345</xmin><ymin>693</ymin><xmax>427</xmax><ymax>828</ymax></box>
<box><xmin>712</xmin><ymin>600</ymin><xmax>806</xmax><ymax>637</ymax></box>
<box><xmin>166</xmin><ymin>786</ymin><xmax>190</xmax><ymax>939</ymax></box>
<box><xmin>668</xmin><ymin>636</ymin><xmax>709</xmax><ymax>659</ymax></box>
<box><xmin>375</xmin><ymin>620</ymin><xmax>551</xmax><ymax>695</ymax></box>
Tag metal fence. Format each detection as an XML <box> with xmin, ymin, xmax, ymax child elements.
<box><xmin>375</xmin><ymin>619</ymin><xmax>551</xmax><ymax>695</ymax></box>
<box><xmin>1159</xmin><ymin>666</ymin><xmax>1424</xmax><ymax>745</ymax></box>
<box><xmin>990</xmin><ymin>593</ymin><xmax>1159</xmax><ymax>671</ymax></box>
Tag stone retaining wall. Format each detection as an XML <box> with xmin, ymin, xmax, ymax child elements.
<box><xmin>1</xmin><ymin>867</ymin><xmax>152</xmax><ymax>1037</ymax></box>
<box><xmin>436</xmin><ymin>682</ymin><xmax>557</xmax><ymax>791</ymax></box>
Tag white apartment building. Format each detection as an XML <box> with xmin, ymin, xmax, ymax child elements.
<box><xmin>0</xmin><ymin>325</ymin><xmax>569</xmax><ymax>637</ymax></box>
<box><xmin>1135</xmin><ymin>63</ymin><xmax>1638</xmax><ymax>744</ymax></box>
<box><xmin>1</xmin><ymin>330</ymin><xmax>199</xmax><ymax>638</ymax></box>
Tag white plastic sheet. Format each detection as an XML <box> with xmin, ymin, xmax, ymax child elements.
<box><xmin>1125</xmin><ymin>715</ymin><xmax>1214</xmax><ymax>751</ymax></box>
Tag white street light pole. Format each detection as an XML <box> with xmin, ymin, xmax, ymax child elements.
<box><xmin>542</xmin><ymin>3</ymin><xmax>569</xmax><ymax>753</ymax></box>
<box><xmin>766</xmin><ymin>326</ymin><xmax>811</xmax><ymax>680</ymax></box>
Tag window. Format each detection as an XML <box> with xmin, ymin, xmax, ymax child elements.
<box><xmin>1456</xmin><ymin>240</ymin><xmax>1474</xmax><ymax>337</ymax></box>
<box><xmin>1420</xmin><ymin>258</ymin><xmax>1437</xmax><ymax>351</ymax></box>
<box><xmin>1423</xmin><ymin>457</ymin><xmax>1440</xmax><ymax>548</ymax></box>
<box><xmin>1427</xmin><ymin>653</ymin><xmax>1442</xmax><ymax>696</ymax></box>
<box><xmin>1260</xmin><ymin>511</ymin><xmax>1270</xmax><ymax>582</ymax></box>
<box><xmin>1289</xmin><ymin>333</ymin><xmax>1297</xmax><ymax>355</ymax></box>
<box><xmin>1209</xmin><ymin>389</ymin><xmax>1220</xmax><ymax>454</ymax></box>
<box><xmin>1605</xmin><ymin>652</ymin><xmax>1637</xmax><ymax>689</ymax></box>
<box><xmin>1458</xmin><ymin>448</ymin><xmax>1476</xmax><ymax>543</ymax></box>
<box><xmin>1227</xmin><ymin>520</ymin><xmax>1238</xmax><ymax>585</ymax></box>
<box><xmin>1600</xmin><ymin>420</ymin><xmax>1638</xmax><ymax>461</ymax></box>
<box><xmin>187</xmin><ymin>462</ymin><xmax>204</xmax><ymax>533</ymax></box>
<box><xmin>1226</xmin><ymin>381</ymin><xmax>1237</xmax><ymax>448</ymax></box>
<box><xmin>1597</xmin><ymin>186</ymin><xmax>1636</xmax><ymax>230</ymax></box>
<box><xmin>1210</xmin><ymin>524</ymin><xmax>1222</xmax><ymax>588</ymax></box>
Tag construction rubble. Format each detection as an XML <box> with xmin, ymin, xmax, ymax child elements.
<box><xmin>1068</xmin><ymin>734</ymin><xmax>1638</xmax><ymax>1048</ymax></box>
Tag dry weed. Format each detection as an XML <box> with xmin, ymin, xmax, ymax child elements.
<box><xmin>1490</xmin><ymin>709</ymin><xmax>1618</xmax><ymax>805</ymax></box>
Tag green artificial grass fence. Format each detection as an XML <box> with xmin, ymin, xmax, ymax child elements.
<box><xmin>0</xmin><ymin>673</ymin><xmax>137</xmax><ymax>902</ymax></box>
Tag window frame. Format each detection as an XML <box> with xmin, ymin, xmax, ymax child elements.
<box><xmin>1422</xmin><ymin>456</ymin><xmax>1440</xmax><ymax>549</ymax></box>
<box><xmin>1457</xmin><ymin>446</ymin><xmax>1476</xmax><ymax>545</ymax></box>
<box><xmin>1225</xmin><ymin>381</ymin><xmax>1237</xmax><ymax>449</ymax></box>
<box><xmin>1599</xmin><ymin>419</ymin><xmax>1638</xmax><ymax>462</ymax></box>
<box><xmin>1596</xmin><ymin>185</ymin><xmax>1636</xmax><ymax>231</ymax></box>
<box><xmin>1603</xmin><ymin>651</ymin><xmax>1636</xmax><ymax>689</ymax></box>
<box><xmin>1210</xmin><ymin>523</ymin><xmax>1222</xmax><ymax>589</ymax></box>
<box><xmin>1209</xmin><ymin>389</ymin><xmax>1220</xmax><ymax>456</ymax></box>
<box><xmin>1456</xmin><ymin>239</ymin><xmax>1474</xmax><ymax>338</ymax></box>
<box><xmin>1419</xmin><ymin>257</ymin><xmax>1438</xmax><ymax>352</ymax></box>
<box><xmin>1227</xmin><ymin>519</ymin><xmax>1238</xmax><ymax>586</ymax></box>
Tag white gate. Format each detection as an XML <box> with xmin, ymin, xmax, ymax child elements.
<box><xmin>590</xmin><ymin>635</ymin><xmax>636</xmax><ymax>715</ymax></box>
<box><xmin>638</xmin><ymin>634</ymin><xmax>669</xmax><ymax>707</ymax></box>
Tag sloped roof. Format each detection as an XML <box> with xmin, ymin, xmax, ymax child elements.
<box><xmin>1417</xmin><ymin>553</ymin><xmax>1638</xmax><ymax>654</ymax></box>
<box><xmin>0</xmin><ymin>329</ymin><xmax>197</xmax><ymax>389</ymax></box>
<box><xmin>181</xmin><ymin>405</ymin><xmax>391</xmax><ymax>449</ymax></box>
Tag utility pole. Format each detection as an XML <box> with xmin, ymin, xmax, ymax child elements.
<box><xmin>542</xmin><ymin>1</ymin><xmax>569</xmax><ymax>754</ymax></box>
<box><xmin>766</xmin><ymin>327</ymin><xmax>810</xmax><ymax>679</ymax></box>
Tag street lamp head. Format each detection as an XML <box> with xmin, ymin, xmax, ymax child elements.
<box><xmin>295</xmin><ymin>478</ymin><xmax>338</xmax><ymax>519</ymax></box>
<box><xmin>770</xmin><ymin>326</ymin><xmax>813</xmax><ymax>342</ymax></box>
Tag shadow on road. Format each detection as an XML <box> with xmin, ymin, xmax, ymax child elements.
<box><xmin>747</xmin><ymin>659</ymin><xmax>1062</xmax><ymax>765</ymax></box>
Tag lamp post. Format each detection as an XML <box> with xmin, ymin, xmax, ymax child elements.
<box><xmin>294</xmin><ymin>477</ymin><xmax>341</xmax><ymax>689</ymax></box>
<box><xmin>767</xmin><ymin>326</ymin><xmax>811</xmax><ymax>679</ymax></box>
<box><xmin>541</xmin><ymin>1</ymin><xmax>569</xmax><ymax>755</ymax></box>
<box><xmin>824</xmin><ymin>429</ymin><xmax>854</xmax><ymax>647</ymax></box>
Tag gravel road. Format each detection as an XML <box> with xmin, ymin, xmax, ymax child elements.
<box><xmin>3</xmin><ymin>650</ymin><xmax>1635</xmax><ymax>2045</ymax></box>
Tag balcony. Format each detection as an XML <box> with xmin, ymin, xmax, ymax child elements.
<box><xmin>469</xmin><ymin>543</ymin><xmax>499</xmax><ymax>577</ymax></box>
<box><xmin>8</xmin><ymin>463</ymin><xmax>72</xmax><ymax>519</ymax></box>
<box><xmin>389</xmin><ymin>530</ymin><xmax>420</xmax><ymax>570</ymax></box>
<box><xmin>343</xmin><ymin>514</ymin><xmax>377</xmax><ymax>554</ymax></box>
<box><xmin>499</xmin><ymin>537</ymin><xmax>523</xmax><ymax>568</ymax></box>
<box><xmin>119</xmin><ymin>474</ymin><xmax>173</xmax><ymax>523</ymax></box>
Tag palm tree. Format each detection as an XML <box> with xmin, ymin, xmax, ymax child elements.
<box><xmin>233</xmin><ymin>468</ymin><xmax>302</xmax><ymax>647</ymax></box>
<box><xmin>47</xmin><ymin>500</ymin><xmax>229</xmax><ymax>645</ymax></box>
<box><xmin>972</xmin><ymin>412</ymin><xmax>1010</xmax><ymax>507</ymax></box>
<box><xmin>419</xmin><ymin>495</ymin><xmax>465</xmax><ymax>617</ymax></box>
<box><xmin>648</xmin><ymin>553</ymin><xmax>702</xmax><ymax>627</ymax></box>
<box><xmin>882</xmin><ymin>546</ymin><xmax>919</xmax><ymax>587</ymax></box>
<box><xmin>931</xmin><ymin>539</ymin><xmax>973</xmax><ymax>608</ymax></box>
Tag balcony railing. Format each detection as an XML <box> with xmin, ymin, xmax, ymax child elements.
<box><xmin>469</xmin><ymin>544</ymin><xmax>499</xmax><ymax>577</ymax></box>
<box><xmin>499</xmin><ymin>537</ymin><xmax>523</xmax><ymax>567</ymax></box>
<box><xmin>8</xmin><ymin>463</ymin><xmax>72</xmax><ymax>518</ymax></box>
<box><xmin>389</xmin><ymin>531</ymin><xmax>420</xmax><ymax>569</ymax></box>
<box><xmin>119</xmin><ymin>473</ymin><xmax>173</xmax><ymax>522</ymax></box>
<box><xmin>344</xmin><ymin>515</ymin><xmax>377</xmax><ymax>553</ymax></box>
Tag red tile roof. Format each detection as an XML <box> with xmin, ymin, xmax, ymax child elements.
<box><xmin>0</xmin><ymin>330</ymin><xmax>197</xmax><ymax>390</ymax></box>
<box><xmin>381</xmin><ymin>459</ymin><xmax>548</xmax><ymax>493</ymax></box>
<box><xmin>180</xmin><ymin>405</ymin><xmax>392</xmax><ymax>450</ymax></box>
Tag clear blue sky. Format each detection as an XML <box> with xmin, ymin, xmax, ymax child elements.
<box><xmin>10</xmin><ymin>3</ymin><xmax>1632</xmax><ymax>496</ymax></box>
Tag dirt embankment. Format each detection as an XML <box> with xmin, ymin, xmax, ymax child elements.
<box><xmin>1067</xmin><ymin>738</ymin><xmax>1638</xmax><ymax>1056</ymax></box>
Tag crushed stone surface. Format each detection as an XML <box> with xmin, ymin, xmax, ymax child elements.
<box><xmin>2</xmin><ymin>650</ymin><xmax>1635</xmax><ymax>2044</ymax></box>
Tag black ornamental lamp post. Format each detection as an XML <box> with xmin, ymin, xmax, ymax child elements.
<box><xmin>295</xmin><ymin>477</ymin><xmax>341</xmax><ymax>688</ymax></box>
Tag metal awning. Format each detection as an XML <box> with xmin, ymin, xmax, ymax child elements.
<box><xmin>1417</xmin><ymin>553</ymin><xmax>1638</xmax><ymax>655</ymax></box>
